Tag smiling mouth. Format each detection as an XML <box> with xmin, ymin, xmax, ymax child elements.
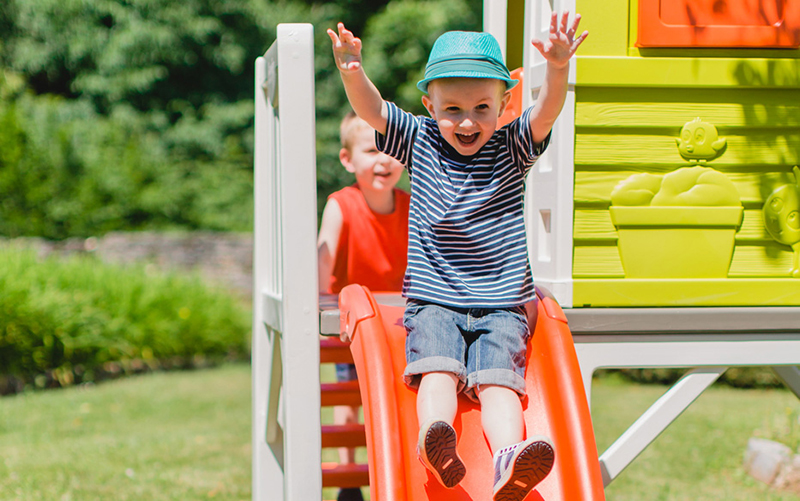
<box><xmin>456</xmin><ymin>132</ymin><xmax>479</xmax><ymax>146</ymax></box>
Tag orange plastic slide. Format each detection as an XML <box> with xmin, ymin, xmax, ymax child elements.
<box><xmin>338</xmin><ymin>284</ymin><xmax>606</xmax><ymax>501</ymax></box>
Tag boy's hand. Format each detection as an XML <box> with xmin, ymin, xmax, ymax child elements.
<box><xmin>328</xmin><ymin>22</ymin><xmax>363</xmax><ymax>72</ymax></box>
<box><xmin>531</xmin><ymin>11</ymin><xmax>588</xmax><ymax>69</ymax></box>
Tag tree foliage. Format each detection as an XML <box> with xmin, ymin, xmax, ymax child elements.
<box><xmin>0</xmin><ymin>0</ymin><xmax>480</xmax><ymax>239</ymax></box>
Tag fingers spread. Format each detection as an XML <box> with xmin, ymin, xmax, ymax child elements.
<box><xmin>559</xmin><ymin>10</ymin><xmax>569</xmax><ymax>33</ymax></box>
<box><xmin>327</xmin><ymin>28</ymin><xmax>339</xmax><ymax>44</ymax></box>
<box><xmin>574</xmin><ymin>30</ymin><xmax>589</xmax><ymax>49</ymax></box>
<box><xmin>571</xmin><ymin>13</ymin><xmax>583</xmax><ymax>32</ymax></box>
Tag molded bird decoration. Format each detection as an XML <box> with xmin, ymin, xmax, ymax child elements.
<box><xmin>763</xmin><ymin>166</ymin><xmax>800</xmax><ymax>278</ymax></box>
<box><xmin>676</xmin><ymin>118</ymin><xmax>727</xmax><ymax>164</ymax></box>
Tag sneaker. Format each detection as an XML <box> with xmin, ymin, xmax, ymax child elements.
<box><xmin>492</xmin><ymin>436</ymin><xmax>555</xmax><ymax>501</ymax></box>
<box><xmin>417</xmin><ymin>420</ymin><xmax>466</xmax><ymax>488</ymax></box>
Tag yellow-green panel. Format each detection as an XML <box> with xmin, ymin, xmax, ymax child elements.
<box><xmin>573</xmin><ymin>246</ymin><xmax>625</xmax><ymax>278</ymax></box>
<box><xmin>736</xmin><ymin>211</ymin><xmax>772</xmax><ymax>242</ymax></box>
<box><xmin>572</xmin><ymin>279</ymin><xmax>800</xmax><ymax>307</ymax></box>
<box><xmin>575</xmin><ymin>209</ymin><xmax>774</xmax><ymax>243</ymax></box>
<box><xmin>574</xmin><ymin>210</ymin><xmax>617</xmax><ymax>241</ymax></box>
<box><xmin>572</xmin><ymin>243</ymin><xmax>795</xmax><ymax>280</ymax></box>
<box><xmin>574</xmin><ymin>0</ymin><xmax>629</xmax><ymax>57</ymax></box>
<box><xmin>728</xmin><ymin>246</ymin><xmax>797</xmax><ymax>277</ymax></box>
<box><xmin>575</xmin><ymin>133</ymin><xmax>800</xmax><ymax>168</ymax></box>
<box><xmin>505</xmin><ymin>0</ymin><xmax>524</xmax><ymax>70</ymax></box>
<box><xmin>576</xmin><ymin>101</ymin><xmax>800</xmax><ymax>128</ymax></box>
<box><xmin>577</xmin><ymin>86</ymin><xmax>800</xmax><ymax>107</ymax></box>
<box><xmin>568</xmin><ymin>0</ymin><xmax>800</xmax><ymax>307</ymax></box>
<box><xmin>574</xmin><ymin>172</ymin><xmax>793</xmax><ymax>206</ymax></box>
<box><xmin>577</xmin><ymin>57</ymin><xmax>800</xmax><ymax>88</ymax></box>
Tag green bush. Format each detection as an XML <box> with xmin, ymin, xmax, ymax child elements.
<box><xmin>607</xmin><ymin>367</ymin><xmax>783</xmax><ymax>389</ymax></box>
<box><xmin>0</xmin><ymin>246</ymin><xmax>250</xmax><ymax>394</ymax></box>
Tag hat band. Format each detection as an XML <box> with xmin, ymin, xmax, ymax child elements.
<box><xmin>423</xmin><ymin>56</ymin><xmax>511</xmax><ymax>82</ymax></box>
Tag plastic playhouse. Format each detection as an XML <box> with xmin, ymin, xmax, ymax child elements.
<box><xmin>253</xmin><ymin>0</ymin><xmax>800</xmax><ymax>499</ymax></box>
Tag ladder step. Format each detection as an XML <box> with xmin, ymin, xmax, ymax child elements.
<box><xmin>321</xmin><ymin>380</ymin><xmax>361</xmax><ymax>407</ymax></box>
<box><xmin>321</xmin><ymin>423</ymin><xmax>367</xmax><ymax>448</ymax></box>
<box><xmin>320</xmin><ymin>338</ymin><xmax>355</xmax><ymax>364</ymax></box>
<box><xmin>321</xmin><ymin>462</ymin><xmax>370</xmax><ymax>488</ymax></box>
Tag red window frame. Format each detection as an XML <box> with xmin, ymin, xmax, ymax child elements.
<box><xmin>637</xmin><ymin>0</ymin><xmax>800</xmax><ymax>48</ymax></box>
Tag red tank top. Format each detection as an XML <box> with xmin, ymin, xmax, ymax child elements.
<box><xmin>328</xmin><ymin>185</ymin><xmax>410</xmax><ymax>294</ymax></box>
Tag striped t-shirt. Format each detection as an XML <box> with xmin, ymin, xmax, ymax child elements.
<box><xmin>376</xmin><ymin>101</ymin><xmax>549</xmax><ymax>308</ymax></box>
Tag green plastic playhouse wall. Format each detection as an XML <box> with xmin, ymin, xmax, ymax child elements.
<box><xmin>571</xmin><ymin>0</ymin><xmax>800</xmax><ymax>306</ymax></box>
<box><xmin>610</xmin><ymin>165</ymin><xmax>744</xmax><ymax>279</ymax></box>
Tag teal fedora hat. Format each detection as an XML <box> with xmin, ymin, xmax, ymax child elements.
<box><xmin>417</xmin><ymin>31</ymin><xmax>518</xmax><ymax>93</ymax></box>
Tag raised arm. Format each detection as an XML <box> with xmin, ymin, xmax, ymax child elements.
<box><xmin>328</xmin><ymin>23</ymin><xmax>388</xmax><ymax>135</ymax></box>
<box><xmin>528</xmin><ymin>11</ymin><xmax>588</xmax><ymax>144</ymax></box>
<box><xmin>317</xmin><ymin>198</ymin><xmax>343</xmax><ymax>293</ymax></box>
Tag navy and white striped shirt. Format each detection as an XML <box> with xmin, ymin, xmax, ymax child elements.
<box><xmin>377</xmin><ymin>101</ymin><xmax>549</xmax><ymax>308</ymax></box>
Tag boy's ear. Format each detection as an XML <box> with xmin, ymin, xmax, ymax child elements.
<box><xmin>339</xmin><ymin>148</ymin><xmax>356</xmax><ymax>173</ymax></box>
<box><xmin>421</xmin><ymin>95</ymin><xmax>435</xmax><ymax>118</ymax></box>
<box><xmin>497</xmin><ymin>89</ymin><xmax>512</xmax><ymax>118</ymax></box>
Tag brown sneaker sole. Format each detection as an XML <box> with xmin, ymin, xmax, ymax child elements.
<box><xmin>420</xmin><ymin>421</ymin><xmax>466</xmax><ymax>488</ymax></box>
<box><xmin>493</xmin><ymin>440</ymin><xmax>555</xmax><ymax>501</ymax></box>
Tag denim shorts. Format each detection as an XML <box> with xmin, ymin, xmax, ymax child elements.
<box><xmin>402</xmin><ymin>299</ymin><xmax>530</xmax><ymax>403</ymax></box>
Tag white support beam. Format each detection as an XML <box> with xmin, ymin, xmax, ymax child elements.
<box><xmin>574</xmin><ymin>333</ymin><xmax>800</xmax><ymax>404</ymax></box>
<box><xmin>597</xmin><ymin>367</ymin><xmax>726</xmax><ymax>486</ymax></box>
<box><xmin>773</xmin><ymin>366</ymin><xmax>800</xmax><ymax>399</ymax></box>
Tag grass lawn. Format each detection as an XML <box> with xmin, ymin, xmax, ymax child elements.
<box><xmin>592</xmin><ymin>373</ymin><xmax>800</xmax><ymax>501</ymax></box>
<box><xmin>0</xmin><ymin>364</ymin><xmax>252</xmax><ymax>501</ymax></box>
<box><xmin>1</xmin><ymin>364</ymin><xmax>799</xmax><ymax>500</ymax></box>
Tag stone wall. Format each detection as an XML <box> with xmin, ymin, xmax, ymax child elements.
<box><xmin>3</xmin><ymin>232</ymin><xmax>254</xmax><ymax>299</ymax></box>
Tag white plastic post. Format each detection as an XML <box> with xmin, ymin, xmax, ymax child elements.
<box><xmin>253</xmin><ymin>24</ymin><xmax>321</xmax><ymax>501</ymax></box>
<box><xmin>597</xmin><ymin>367</ymin><xmax>726</xmax><ymax>486</ymax></box>
<box><xmin>522</xmin><ymin>0</ymin><xmax>578</xmax><ymax>307</ymax></box>
<box><xmin>483</xmin><ymin>0</ymin><xmax>508</xmax><ymax>63</ymax></box>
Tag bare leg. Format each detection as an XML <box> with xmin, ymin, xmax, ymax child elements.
<box><xmin>482</xmin><ymin>385</ymin><xmax>554</xmax><ymax>500</ymax></box>
<box><xmin>478</xmin><ymin>384</ymin><xmax>524</xmax><ymax>453</ymax></box>
<box><xmin>335</xmin><ymin>404</ymin><xmax>359</xmax><ymax>464</ymax></box>
<box><xmin>417</xmin><ymin>371</ymin><xmax>459</xmax><ymax>427</ymax></box>
<box><xmin>416</xmin><ymin>371</ymin><xmax>466</xmax><ymax>488</ymax></box>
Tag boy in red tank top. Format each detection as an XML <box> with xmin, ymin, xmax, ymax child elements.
<box><xmin>317</xmin><ymin>112</ymin><xmax>409</xmax><ymax>501</ymax></box>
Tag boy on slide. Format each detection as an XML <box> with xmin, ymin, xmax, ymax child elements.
<box><xmin>318</xmin><ymin>112</ymin><xmax>410</xmax><ymax>501</ymax></box>
<box><xmin>329</xmin><ymin>11</ymin><xmax>587</xmax><ymax>501</ymax></box>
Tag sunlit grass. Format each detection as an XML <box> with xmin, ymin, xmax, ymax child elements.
<box><xmin>1</xmin><ymin>364</ymin><xmax>799</xmax><ymax>500</ymax></box>
<box><xmin>592</xmin><ymin>372</ymin><xmax>800</xmax><ymax>501</ymax></box>
<box><xmin>0</xmin><ymin>364</ymin><xmax>251</xmax><ymax>501</ymax></box>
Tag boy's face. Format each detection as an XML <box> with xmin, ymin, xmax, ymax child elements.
<box><xmin>422</xmin><ymin>78</ymin><xmax>511</xmax><ymax>157</ymax></box>
<box><xmin>340</xmin><ymin>125</ymin><xmax>404</xmax><ymax>193</ymax></box>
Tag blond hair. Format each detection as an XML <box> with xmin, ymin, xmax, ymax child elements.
<box><xmin>339</xmin><ymin>111</ymin><xmax>372</xmax><ymax>151</ymax></box>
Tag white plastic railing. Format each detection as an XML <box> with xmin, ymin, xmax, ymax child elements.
<box><xmin>522</xmin><ymin>0</ymin><xmax>577</xmax><ymax>307</ymax></box>
<box><xmin>252</xmin><ymin>23</ymin><xmax>321</xmax><ymax>501</ymax></box>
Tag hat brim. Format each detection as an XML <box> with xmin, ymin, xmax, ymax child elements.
<box><xmin>417</xmin><ymin>71</ymin><xmax>518</xmax><ymax>93</ymax></box>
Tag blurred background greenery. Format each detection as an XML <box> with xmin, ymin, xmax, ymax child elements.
<box><xmin>0</xmin><ymin>0</ymin><xmax>482</xmax><ymax>393</ymax></box>
<box><xmin>0</xmin><ymin>0</ymin><xmax>788</xmax><ymax>393</ymax></box>
<box><xmin>0</xmin><ymin>0</ymin><xmax>483</xmax><ymax>239</ymax></box>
